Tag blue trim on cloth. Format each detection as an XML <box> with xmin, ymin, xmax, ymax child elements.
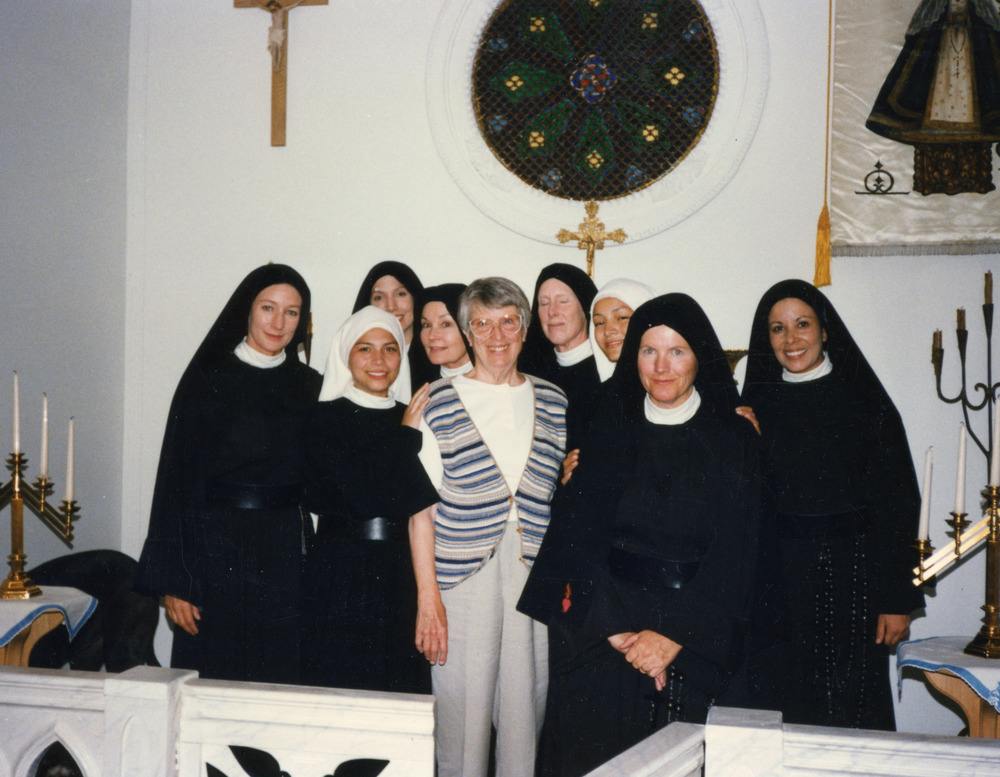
<box><xmin>0</xmin><ymin>595</ymin><xmax>98</xmax><ymax>646</ymax></box>
<box><xmin>897</xmin><ymin>637</ymin><xmax>1000</xmax><ymax>713</ymax></box>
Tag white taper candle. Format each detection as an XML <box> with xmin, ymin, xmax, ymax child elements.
<box><xmin>955</xmin><ymin>423</ymin><xmax>967</xmax><ymax>515</ymax></box>
<box><xmin>39</xmin><ymin>394</ymin><xmax>49</xmax><ymax>478</ymax></box>
<box><xmin>65</xmin><ymin>417</ymin><xmax>75</xmax><ymax>502</ymax></box>
<box><xmin>12</xmin><ymin>371</ymin><xmax>20</xmax><ymax>453</ymax></box>
<box><xmin>918</xmin><ymin>446</ymin><xmax>933</xmax><ymax>541</ymax></box>
<box><xmin>991</xmin><ymin>406</ymin><xmax>1000</xmax><ymax>488</ymax></box>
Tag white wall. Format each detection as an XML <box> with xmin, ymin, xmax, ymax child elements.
<box><xmin>0</xmin><ymin>0</ymin><xmax>130</xmax><ymax>561</ymax></box>
<box><xmin>2</xmin><ymin>0</ymin><xmax>997</xmax><ymax>737</ymax></box>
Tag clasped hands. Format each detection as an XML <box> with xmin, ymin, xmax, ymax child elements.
<box><xmin>608</xmin><ymin>630</ymin><xmax>682</xmax><ymax>692</ymax></box>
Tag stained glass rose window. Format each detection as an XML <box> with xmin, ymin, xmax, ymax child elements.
<box><xmin>473</xmin><ymin>0</ymin><xmax>719</xmax><ymax>200</ymax></box>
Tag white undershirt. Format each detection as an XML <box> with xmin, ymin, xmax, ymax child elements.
<box><xmin>555</xmin><ymin>339</ymin><xmax>593</xmax><ymax>367</ymax></box>
<box><xmin>644</xmin><ymin>388</ymin><xmax>701</xmax><ymax>425</ymax></box>
<box><xmin>234</xmin><ymin>339</ymin><xmax>286</xmax><ymax>368</ymax></box>
<box><xmin>782</xmin><ymin>354</ymin><xmax>833</xmax><ymax>383</ymax></box>
<box><xmin>441</xmin><ymin>360</ymin><xmax>474</xmax><ymax>378</ymax></box>
<box><xmin>418</xmin><ymin>375</ymin><xmax>534</xmax><ymax>522</ymax></box>
<box><xmin>345</xmin><ymin>383</ymin><xmax>395</xmax><ymax>409</ymax></box>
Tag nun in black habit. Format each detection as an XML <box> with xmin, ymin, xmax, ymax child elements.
<box><xmin>520</xmin><ymin>264</ymin><xmax>600</xmax><ymax>442</ymax></box>
<box><xmin>417</xmin><ymin>283</ymin><xmax>474</xmax><ymax>380</ymax></box>
<box><xmin>352</xmin><ymin>260</ymin><xmax>430</xmax><ymax>394</ymax></box>
<box><xmin>520</xmin><ymin>294</ymin><xmax>761</xmax><ymax>777</ymax></box>
<box><xmin>740</xmin><ymin>279</ymin><xmax>924</xmax><ymax>730</ymax></box>
<box><xmin>136</xmin><ymin>264</ymin><xmax>321</xmax><ymax>684</ymax></box>
<box><xmin>301</xmin><ymin>306</ymin><xmax>439</xmax><ymax>693</ymax></box>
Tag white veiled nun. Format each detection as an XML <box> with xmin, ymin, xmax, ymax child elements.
<box><xmin>588</xmin><ymin>278</ymin><xmax>656</xmax><ymax>381</ymax></box>
<box><xmin>319</xmin><ymin>305</ymin><xmax>412</xmax><ymax>405</ymax></box>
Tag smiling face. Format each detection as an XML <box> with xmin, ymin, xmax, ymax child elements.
<box><xmin>420</xmin><ymin>301</ymin><xmax>469</xmax><ymax>370</ymax></box>
<box><xmin>767</xmin><ymin>297</ymin><xmax>827</xmax><ymax>374</ymax></box>
<box><xmin>245</xmin><ymin>283</ymin><xmax>302</xmax><ymax>356</ymax></box>
<box><xmin>348</xmin><ymin>327</ymin><xmax>402</xmax><ymax>397</ymax></box>
<box><xmin>467</xmin><ymin>303</ymin><xmax>525</xmax><ymax>373</ymax></box>
<box><xmin>370</xmin><ymin>274</ymin><xmax>415</xmax><ymax>341</ymax></box>
<box><xmin>591</xmin><ymin>296</ymin><xmax>634</xmax><ymax>363</ymax></box>
<box><xmin>537</xmin><ymin>278</ymin><xmax>588</xmax><ymax>352</ymax></box>
<box><xmin>637</xmin><ymin>325</ymin><xmax>698</xmax><ymax>409</ymax></box>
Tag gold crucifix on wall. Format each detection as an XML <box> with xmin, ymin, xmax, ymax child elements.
<box><xmin>556</xmin><ymin>201</ymin><xmax>627</xmax><ymax>278</ymax></box>
<box><xmin>235</xmin><ymin>0</ymin><xmax>328</xmax><ymax>147</ymax></box>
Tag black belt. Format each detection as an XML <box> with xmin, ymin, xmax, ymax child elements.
<box><xmin>608</xmin><ymin>547</ymin><xmax>699</xmax><ymax>590</ymax></box>
<box><xmin>208</xmin><ymin>482</ymin><xmax>301</xmax><ymax>511</ymax></box>
<box><xmin>323</xmin><ymin>516</ymin><xmax>407</xmax><ymax>543</ymax></box>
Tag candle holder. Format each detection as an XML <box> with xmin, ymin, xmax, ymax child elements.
<box><xmin>966</xmin><ymin>486</ymin><xmax>1000</xmax><ymax>658</ymax></box>
<box><xmin>0</xmin><ymin>452</ymin><xmax>78</xmax><ymax>600</ymax></box>
<box><xmin>913</xmin><ymin>538</ymin><xmax>934</xmax><ymax>583</ymax></box>
<box><xmin>948</xmin><ymin>510</ymin><xmax>970</xmax><ymax>557</ymax></box>
<box><xmin>931</xmin><ymin>273</ymin><xmax>998</xmax><ymax>483</ymax></box>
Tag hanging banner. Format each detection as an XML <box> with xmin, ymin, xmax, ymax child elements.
<box><xmin>831</xmin><ymin>0</ymin><xmax>1000</xmax><ymax>256</ymax></box>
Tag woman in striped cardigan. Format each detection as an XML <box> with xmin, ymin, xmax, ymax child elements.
<box><xmin>406</xmin><ymin>276</ymin><xmax>568</xmax><ymax>777</ymax></box>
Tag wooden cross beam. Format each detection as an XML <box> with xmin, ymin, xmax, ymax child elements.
<box><xmin>235</xmin><ymin>0</ymin><xmax>328</xmax><ymax>147</ymax></box>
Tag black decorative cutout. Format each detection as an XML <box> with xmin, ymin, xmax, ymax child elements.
<box><xmin>205</xmin><ymin>747</ymin><xmax>389</xmax><ymax>777</ymax></box>
<box><xmin>35</xmin><ymin>742</ymin><xmax>84</xmax><ymax>777</ymax></box>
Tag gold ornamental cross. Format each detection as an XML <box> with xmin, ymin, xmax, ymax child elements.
<box><xmin>556</xmin><ymin>201</ymin><xmax>627</xmax><ymax>278</ymax></box>
<box><xmin>235</xmin><ymin>0</ymin><xmax>328</xmax><ymax>146</ymax></box>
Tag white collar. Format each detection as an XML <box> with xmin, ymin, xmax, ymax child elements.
<box><xmin>441</xmin><ymin>359</ymin><xmax>474</xmax><ymax>378</ymax></box>
<box><xmin>345</xmin><ymin>383</ymin><xmax>396</xmax><ymax>409</ymax></box>
<box><xmin>234</xmin><ymin>339</ymin><xmax>286</xmax><ymax>368</ymax></box>
<box><xmin>555</xmin><ymin>338</ymin><xmax>593</xmax><ymax>367</ymax></box>
<box><xmin>644</xmin><ymin>388</ymin><xmax>701</xmax><ymax>425</ymax></box>
<box><xmin>782</xmin><ymin>354</ymin><xmax>833</xmax><ymax>383</ymax></box>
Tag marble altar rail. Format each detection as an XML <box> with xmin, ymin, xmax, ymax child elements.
<box><xmin>0</xmin><ymin>665</ymin><xmax>434</xmax><ymax>777</ymax></box>
<box><xmin>2</xmin><ymin>665</ymin><xmax>999</xmax><ymax>777</ymax></box>
<box><xmin>588</xmin><ymin>706</ymin><xmax>1000</xmax><ymax>777</ymax></box>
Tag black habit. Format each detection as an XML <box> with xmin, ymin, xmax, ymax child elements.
<box><xmin>352</xmin><ymin>260</ymin><xmax>432</xmax><ymax>392</ymax></box>
<box><xmin>520</xmin><ymin>263</ymin><xmax>601</xmax><ymax>444</ymax></box>
<box><xmin>520</xmin><ymin>294</ymin><xmax>760</xmax><ymax>777</ymax></box>
<box><xmin>742</xmin><ymin>279</ymin><xmax>924</xmax><ymax>730</ymax></box>
<box><xmin>136</xmin><ymin>264</ymin><xmax>321</xmax><ymax>684</ymax></box>
<box><xmin>301</xmin><ymin>398</ymin><xmax>438</xmax><ymax>693</ymax></box>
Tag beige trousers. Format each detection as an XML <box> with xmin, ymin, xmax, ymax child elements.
<box><xmin>433</xmin><ymin>524</ymin><xmax>548</xmax><ymax>777</ymax></box>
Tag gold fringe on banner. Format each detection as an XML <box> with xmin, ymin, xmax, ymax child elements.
<box><xmin>814</xmin><ymin>203</ymin><xmax>831</xmax><ymax>286</ymax></box>
<box><xmin>814</xmin><ymin>0</ymin><xmax>833</xmax><ymax>287</ymax></box>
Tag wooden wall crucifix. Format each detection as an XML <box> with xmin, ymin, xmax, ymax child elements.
<box><xmin>235</xmin><ymin>0</ymin><xmax>328</xmax><ymax>147</ymax></box>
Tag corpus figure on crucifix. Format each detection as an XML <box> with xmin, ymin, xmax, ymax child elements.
<box><xmin>557</xmin><ymin>200</ymin><xmax>628</xmax><ymax>278</ymax></box>
<box><xmin>235</xmin><ymin>0</ymin><xmax>328</xmax><ymax>147</ymax></box>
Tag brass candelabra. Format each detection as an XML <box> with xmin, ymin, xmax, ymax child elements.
<box><xmin>916</xmin><ymin>271</ymin><xmax>999</xmax><ymax>657</ymax></box>
<box><xmin>0</xmin><ymin>452</ymin><xmax>78</xmax><ymax>599</ymax></box>
<box><xmin>931</xmin><ymin>271</ymin><xmax>996</xmax><ymax>484</ymax></box>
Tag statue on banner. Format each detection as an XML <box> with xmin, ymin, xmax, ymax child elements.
<box><xmin>866</xmin><ymin>0</ymin><xmax>1000</xmax><ymax>195</ymax></box>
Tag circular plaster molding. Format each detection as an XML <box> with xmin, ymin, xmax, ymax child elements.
<box><xmin>426</xmin><ymin>0</ymin><xmax>770</xmax><ymax>245</ymax></box>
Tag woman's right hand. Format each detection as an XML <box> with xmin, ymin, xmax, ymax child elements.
<box><xmin>402</xmin><ymin>383</ymin><xmax>431</xmax><ymax>429</ymax></box>
<box><xmin>415</xmin><ymin>592</ymin><xmax>448</xmax><ymax>665</ymax></box>
<box><xmin>735</xmin><ymin>405</ymin><xmax>761</xmax><ymax>435</ymax></box>
<box><xmin>561</xmin><ymin>448</ymin><xmax>581</xmax><ymax>485</ymax></box>
<box><xmin>164</xmin><ymin>595</ymin><xmax>201</xmax><ymax>636</ymax></box>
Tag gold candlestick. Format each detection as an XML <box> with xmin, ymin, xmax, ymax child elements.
<box><xmin>0</xmin><ymin>450</ymin><xmax>78</xmax><ymax>600</ymax></box>
<box><xmin>914</xmin><ymin>538</ymin><xmax>934</xmax><ymax>583</ymax></box>
<box><xmin>948</xmin><ymin>510</ymin><xmax>969</xmax><ymax>557</ymax></box>
<box><xmin>966</xmin><ymin>486</ymin><xmax>1000</xmax><ymax>658</ymax></box>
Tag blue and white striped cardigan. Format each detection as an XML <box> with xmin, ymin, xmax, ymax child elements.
<box><xmin>423</xmin><ymin>375</ymin><xmax>567</xmax><ymax>590</ymax></box>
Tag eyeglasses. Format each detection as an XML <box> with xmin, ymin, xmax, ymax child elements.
<box><xmin>468</xmin><ymin>315</ymin><xmax>522</xmax><ymax>338</ymax></box>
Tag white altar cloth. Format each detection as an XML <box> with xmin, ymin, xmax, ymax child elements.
<box><xmin>0</xmin><ymin>586</ymin><xmax>97</xmax><ymax>646</ymax></box>
<box><xmin>898</xmin><ymin>636</ymin><xmax>1000</xmax><ymax>712</ymax></box>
